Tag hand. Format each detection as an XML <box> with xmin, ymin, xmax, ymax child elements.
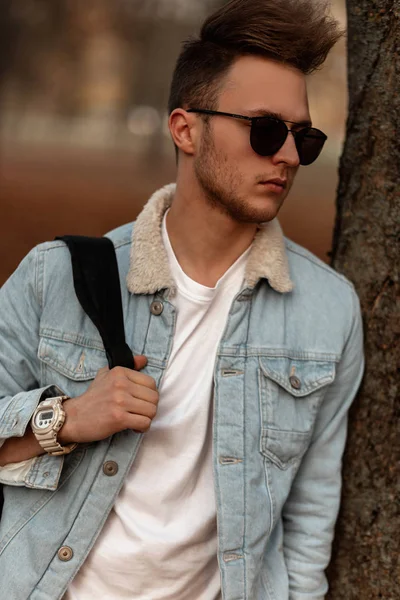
<box><xmin>59</xmin><ymin>355</ymin><xmax>159</xmax><ymax>444</ymax></box>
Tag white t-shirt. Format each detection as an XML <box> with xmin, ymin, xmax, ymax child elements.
<box><xmin>66</xmin><ymin>214</ymin><xmax>249</xmax><ymax>599</ymax></box>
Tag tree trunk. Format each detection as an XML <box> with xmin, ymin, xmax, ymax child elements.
<box><xmin>327</xmin><ymin>1</ymin><xmax>399</xmax><ymax>598</ymax></box>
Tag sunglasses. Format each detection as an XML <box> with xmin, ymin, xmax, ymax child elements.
<box><xmin>187</xmin><ymin>108</ymin><xmax>327</xmax><ymax>166</ymax></box>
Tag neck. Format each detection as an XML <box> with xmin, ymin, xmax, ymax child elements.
<box><xmin>166</xmin><ymin>172</ymin><xmax>258</xmax><ymax>287</ymax></box>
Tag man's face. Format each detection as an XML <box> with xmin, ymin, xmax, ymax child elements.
<box><xmin>194</xmin><ymin>55</ymin><xmax>311</xmax><ymax>223</ymax></box>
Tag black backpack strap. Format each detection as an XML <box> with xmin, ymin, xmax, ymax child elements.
<box><xmin>56</xmin><ymin>235</ymin><xmax>135</xmax><ymax>370</ymax></box>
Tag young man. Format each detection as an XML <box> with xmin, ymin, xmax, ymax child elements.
<box><xmin>0</xmin><ymin>1</ymin><xmax>364</xmax><ymax>598</ymax></box>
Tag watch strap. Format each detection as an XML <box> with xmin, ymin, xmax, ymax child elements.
<box><xmin>34</xmin><ymin>432</ymin><xmax>78</xmax><ymax>456</ymax></box>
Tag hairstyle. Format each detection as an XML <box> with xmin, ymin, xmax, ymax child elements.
<box><xmin>168</xmin><ymin>0</ymin><xmax>342</xmax><ymax>114</ymax></box>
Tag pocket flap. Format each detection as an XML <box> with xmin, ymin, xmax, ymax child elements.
<box><xmin>259</xmin><ymin>356</ymin><xmax>335</xmax><ymax>397</ymax></box>
<box><xmin>38</xmin><ymin>336</ymin><xmax>107</xmax><ymax>381</ymax></box>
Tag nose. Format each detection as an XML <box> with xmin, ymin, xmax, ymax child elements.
<box><xmin>271</xmin><ymin>131</ymin><xmax>300</xmax><ymax>168</ymax></box>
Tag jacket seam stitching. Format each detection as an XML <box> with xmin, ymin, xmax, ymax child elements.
<box><xmin>39</xmin><ymin>329</ymin><xmax>105</xmax><ymax>351</ymax></box>
<box><xmin>342</xmin><ymin>286</ymin><xmax>359</xmax><ymax>354</ymax></box>
<box><xmin>34</xmin><ymin>246</ymin><xmax>41</xmax><ymax>309</ymax></box>
<box><xmin>285</xmin><ymin>242</ymin><xmax>355</xmax><ymax>288</ymax></box>
<box><xmin>113</xmin><ymin>238</ymin><xmax>131</xmax><ymax>250</ymax></box>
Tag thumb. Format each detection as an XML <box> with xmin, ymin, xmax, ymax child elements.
<box><xmin>133</xmin><ymin>354</ymin><xmax>148</xmax><ymax>371</ymax></box>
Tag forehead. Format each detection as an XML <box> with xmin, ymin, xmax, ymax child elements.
<box><xmin>217</xmin><ymin>55</ymin><xmax>310</xmax><ymax>123</ymax></box>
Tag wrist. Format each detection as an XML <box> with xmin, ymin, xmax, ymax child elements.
<box><xmin>0</xmin><ymin>427</ymin><xmax>44</xmax><ymax>466</ymax></box>
<box><xmin>31</xmin><ymin>396</ymin><xmax>78</xmax><ymax>455</ymax></box>
<box><xmin>57</xmin><ymin>398</ymin><xmax>78</xmax><ymax>445</ymax></box>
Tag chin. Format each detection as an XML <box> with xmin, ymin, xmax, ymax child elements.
<box><xmin>233</xmin><ymin>194</ymin><xmax>284</xmax><ymax>224</ymax></box>
<box><xmin>227</xmin><ymin>203</ymin><xmax>281</xmax><ymax>224</ymax></box>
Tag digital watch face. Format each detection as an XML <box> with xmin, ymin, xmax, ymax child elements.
<box><xmin>35</xmin><ymin>409</ymin><xmax>55</xmax><ymax>429</ymax></box>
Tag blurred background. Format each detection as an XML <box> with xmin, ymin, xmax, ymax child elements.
<box><xmin>0</xmin><ymin>0</ymin><xmax>347</xmax><ymax>285</ymax></box>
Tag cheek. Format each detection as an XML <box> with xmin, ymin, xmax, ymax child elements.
<box><xmin>289</xmin><ymin>166</ymin><xmax>300</xmax><ymax>182</ymax></box>
<box><xmin>214</xmin><ymin>122</ymin><xmax>252</xmax><ymax>158</ymax></box>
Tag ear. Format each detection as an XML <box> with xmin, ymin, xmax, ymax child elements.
<box><xmin>168</xmin><ymin>109</ymin><xmax>198</xmax><ymax>156</ymax></box>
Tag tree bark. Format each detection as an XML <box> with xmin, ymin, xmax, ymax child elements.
<box><xmin>327</xmin><ymin>1</ymin><xmax>399</xmax><ymax>598</ymax></box>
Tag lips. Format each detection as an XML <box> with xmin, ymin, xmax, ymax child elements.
<box><xmin>263</xmin><ymin>178</ymin><xmax>287</xmax><ymax>189</ymax></box>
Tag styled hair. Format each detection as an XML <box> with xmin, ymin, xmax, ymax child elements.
<box><xmin>168</xmin><ymin>0</ymin><xmax>342</xmax><ymax>114</ymax></box>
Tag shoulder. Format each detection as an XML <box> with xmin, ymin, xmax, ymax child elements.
<box><xmin>285</xmin><ymin>237</ymin><xmax>355</xmax><ymax>294</ymax></box>
<box><xmin>34</xmin><ymin>222</ymin><xmax>134</xmax><ymax>263</ymax></box>
<box><xmin>104</xmin><ymin>222</ymin><xmax>133</xmax><ymax>251</ymax></box>
<box><xmin>30</xmin><ymin>223</ymin><xmax>134</xmax><ymax>300</ymax></box>
<box><xmin>283</xmin><ymin>238</ymin><xmax>360</xmax><ymax>338</ymax></box>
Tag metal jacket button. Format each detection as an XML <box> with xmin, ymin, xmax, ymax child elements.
<box><xmin>103</xmin><ymin>460</ymin><xmax>118</xmax><ymax>476</ymax></box>
<box><xmin>150</xmin><ymin>300</ymin><xmax>164</xmax><ymax>316</ymax></box>
<box><xmin>289</xmin><ymin>375</ymin><xmax>301</xmax><ymax>390</ymax></box>
<box><xmin>58</xmin><ymin>546</ymin><xmax>73</xmax><ymax>561</ymax></box>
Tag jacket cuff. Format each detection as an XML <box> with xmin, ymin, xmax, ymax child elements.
<box><xmin>0</xmin><ymin>384</ymin><xmax>65</xmax><ymax>441</ymax></box>
<box><xmin>0</xmin><ymin>384</ymin><xmax>66</xmax><ymax>490</ymax></box>
<box><xmin>0</xmin><ymin>453</ymin><xmax>64</xmax><ymax>490</ymax></box>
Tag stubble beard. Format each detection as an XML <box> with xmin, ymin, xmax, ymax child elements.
<box><xmin>194</xmin><ymin>126</ymin><xmax>285</xmax><ymax>224</ymax></box>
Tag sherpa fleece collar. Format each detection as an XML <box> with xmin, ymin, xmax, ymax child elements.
<box><xmin>126</xmin><ymin>183</ymin><xmax>293</xmax><ymax>296</ymax></box>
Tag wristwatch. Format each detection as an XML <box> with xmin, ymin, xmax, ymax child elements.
<box><xmin>31</xmin><ymin>396</ymin><xmax>78</xmax><ymax>456</ymax></box>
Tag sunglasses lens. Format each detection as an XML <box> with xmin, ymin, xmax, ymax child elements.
<box><xmin>250</xmin><ymin>118</ymin><xmax>288</xmax><ymax>156</ymax></box>
<box><xmin>295</xmin><ymin>128</ymin><xmax>327</xmax><ymax>165</ymax></box>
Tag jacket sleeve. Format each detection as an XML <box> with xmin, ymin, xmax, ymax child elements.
<box><xmin>282</xmin><ymin>286</ymin><xmax>364</xmax><ymax>599</ymax></box>
<box><xmin>0</xmin><ymin>246</ymin><xmax>65</xmax><ymax>490</ymax></box>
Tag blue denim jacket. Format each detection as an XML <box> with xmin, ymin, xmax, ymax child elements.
<box><xmin>0</xmin><ymin>184</ymin><xmax>364</xmax><ymax>600</ymax></box>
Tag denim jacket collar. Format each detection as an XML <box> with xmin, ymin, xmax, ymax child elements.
<box><xmin>126</xmin><ymin>183</ymin><xmax>293</xmax><ymax>296</ymax></box>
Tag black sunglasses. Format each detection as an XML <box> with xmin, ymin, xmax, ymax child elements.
<box><xmin>187</xmin><ymin>108</ymin><xmax>327</xmax><ymax>166</ymax></box>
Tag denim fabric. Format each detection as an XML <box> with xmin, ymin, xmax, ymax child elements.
<box><xmin>0</xmin><ymin>221</ymin><xmax>364</xmax><ymax>600</ymax></box>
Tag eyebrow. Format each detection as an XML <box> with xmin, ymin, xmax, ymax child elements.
<box><xmin>246</xmin><ymin>108</ymin><xmax>312</xmax><ymax>128</ymax></box>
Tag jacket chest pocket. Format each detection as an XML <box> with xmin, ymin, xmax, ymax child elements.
<box><xmin>38</xmin><ymin>334</ymin><xmax>108</xmax><ymax>397</ymax></box>
<box><xmin>258</xmin><ymin>355</ymin><xmax>335</xmax><ymax>469</ymax></box>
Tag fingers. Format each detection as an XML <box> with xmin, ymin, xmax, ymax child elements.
<box><xmin>124</xmin><ymin>397</ymin><xmax>158</xmax><ymax>420</ymax></box>
<box><xmin>130</xmin><ymin>382</ymin><xmax>159</xmax><ymax>404</ymax></box>
<box><xmin>128</xmin><ymin>370</ymin><xmax>157</xmax><ymax>391</ymax></box>
<box><xmin>125</xmin><ymin>413</ymin><xmax>153</xmax><ymax>433</ymax></box>
<box><xmin>90</xmin><ymin>363</ymin><xmax>159</xmax><ymax>437</ymax></box>
<box><xmin>110</xmin><ymin>365</ymin><xmax>157</xmax><ymax>391</ymax></box>
<box><xmin>96</xmin><ymin>355</ymin><xmax>148</xmax><ymax>379</ymax></box>
<box><xmin>114</xmin><ymin>394</ymin><xmax>157</xmax><ymax>433</ymax></box>
<box><xmin>105</xmin><ymin>369</ymin><xmax>159</xmax><ymax>407</ymax></box>
<box><xmin>133</xmin><ymin>355</ymin><xmax>148</xmax><ymax>371</ymax></box>
<box><xmin>116</xmin><ymin>381</ymin><xmax>158</xmax><ymax>405</ymax></box>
